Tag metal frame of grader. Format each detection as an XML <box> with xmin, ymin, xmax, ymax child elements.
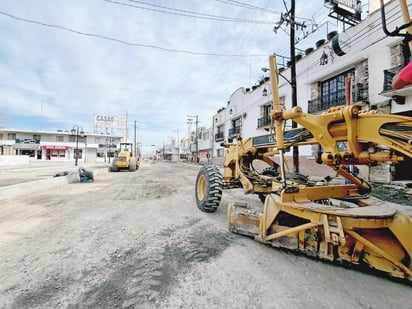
<box><xmin>195</xmin><ymin>52</ymin><xmax>412</xmax><ymax>280</ymax></box>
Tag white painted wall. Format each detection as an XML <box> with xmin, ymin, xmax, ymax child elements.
<box><xmin>211</xmin><ymin>0</ymin><xmax>410</xmax><ymax>161</ymax></box>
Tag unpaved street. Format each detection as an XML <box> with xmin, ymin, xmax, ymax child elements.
<box><xmin>0</xmin><ymin>161</ymin><xmax>411</xmax><ymax>309</ymax></box>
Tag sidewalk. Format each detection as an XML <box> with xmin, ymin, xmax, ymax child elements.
<box><xmin>0</xmin><ymin>160</ymin><xmax>111</xmax><ymax>201</ymax></box>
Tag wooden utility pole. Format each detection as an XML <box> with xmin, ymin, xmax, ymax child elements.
<box><xmin>290</xmin><ymin>0</ymin><xmax>299</xmax><ymax>174</ymax></box>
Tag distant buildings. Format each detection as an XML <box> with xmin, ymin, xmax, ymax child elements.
<box><xmin>0</xmin><ymin>128</ymin><xmax>122</xmax><ymax>164</ymax></box>
<box><xmin>1</xmin><ymin>1</ymin><xmax>411</xmax><ymax>184</ymax></box>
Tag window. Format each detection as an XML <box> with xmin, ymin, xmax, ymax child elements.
<box><xmin>51</xmin><ymin>150</ymin><xmax>66</xmax><ymax>157</ymax></box>
<box><xmin>258</xmin><ymin>104</ymin><xmax>272</xmax><ymax>128</ymax></box>
<box><xmin>321</xmin><ymin>69</ymin><xmax>355</xmax><ymax>108</ymax></box>
<box><xmin>229</xmin><ymin>118</ymin><xmax>241</xmax><ymax>136</ymax></box>
<box><xmin>8</xmin><ymin>133</ymin><xmax>16</xmax><ymax>140</ymax></box>
<box><xmin>202</xmin><ymin>130</ymin><xmax>210</xmax><ymax>140</ymax></box>
<box><xmin>56</xmin><ymin>136</ymin><xmax>64</xmax><ymax>142</ymax></box>
<box><xmin>215</xmin><ymin>125</ymin><xmax>224</xmax><ymax>141</ymax></box>
<box><xmin>217</xmin><ymin>149</ymin><xmax>225</xmax><ymax>157</ymax></box>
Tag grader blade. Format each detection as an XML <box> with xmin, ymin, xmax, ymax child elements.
<box><xmin>228</xmin><ymin>192</ymin><xmax>412</xmax><ymax>281</ymax></box>
<box><xmin>228</xmin><ymin>203</ymin><xmax>260</xmax><ymax>237</ymax></box>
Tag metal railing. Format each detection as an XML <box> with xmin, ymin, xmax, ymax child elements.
<box><xmin>215</xmin><ymin>132</ymin><xmax>224</xmax><ymax>141</ymax></box>
<box><xmin>257</xmin><ymin>115</ymin><xmax>271</xmax><ymax>128</ymax></box>
<box><xmin>228</xmin><ymin>126</ymin><xmax>241</xmax><ymax>136</ymax></box>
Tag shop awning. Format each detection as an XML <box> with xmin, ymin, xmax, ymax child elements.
<box><xmin>41</xmin><ymin>145</ymin><xmax>69</xmax><ymax>150</ymax></box>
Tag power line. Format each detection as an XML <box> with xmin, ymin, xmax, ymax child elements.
<box><xmin>215</xmin><ymin>0</ymin><xmax>312</xmax><ymax>22</ymax></box>
<box><xmin>215</xmin><ymin>0</ymin><xmax>283</xmax><ymax>16</ymax></box>
<box><xmin>103</xmin><ymin>0</ymin><xmax>274</xmax><ymax>25</ymax></box>
<box><xmin>0</xmin><ymin>10</ymin><xmax>268</xmax><ymax>58</ymax></box>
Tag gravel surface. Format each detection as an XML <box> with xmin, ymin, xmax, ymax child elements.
<box><xmin>0</xmin><ymin>160</ymin><xmax>411</xmax><ymax>309</ymax></box>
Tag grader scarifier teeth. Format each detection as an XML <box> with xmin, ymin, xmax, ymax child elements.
<box><xmin>228</xmin><ymin>193</ymin><xmax>412</xmax><ymax>281</ymax></box>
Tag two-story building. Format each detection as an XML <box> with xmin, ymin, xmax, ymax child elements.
<box><xmin>211</xmin><ymin>0</ymin><xmax>411</xmax><ymax>182</ymax></box>
<box><xmin>0</xmin><ymin>128</ymin><xmax>123</xmax><ymax>164</ymax></box>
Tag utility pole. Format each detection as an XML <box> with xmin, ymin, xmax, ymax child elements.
<box><xmin>290</xmin><ymin>0</ymin><xmax>299</xmax><ymax>174</ymax></box>
<box><xmin>134</xmin><ymin>120</ymin><xmax>137</xmax><ymax>157</ymax></box>
<box><xmin>187</xmin><ymin>115</ymin><xmax>199</xmax><ymax>162</ymax></box>
<box><xmin>125</xmin><ymin>111</ymin><xmax>128</xmax><ymax>143</ymax></box>
<box><xmin>174</xmin><ymin>129</ymin><xmax>180</xmax><ymax>161</ymax></box>
<box><xmin>273</xmin><ymin>0</ymin><xmax>300</xmax><ymax>174</ymax></box>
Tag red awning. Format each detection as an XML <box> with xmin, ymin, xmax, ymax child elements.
<box><xmin>41</xmin><ymin>145</ymin><xmax>69</xmax><ymax>150</ymax></box>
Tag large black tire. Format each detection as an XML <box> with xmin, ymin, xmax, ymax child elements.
<box><xmin>195</xmin><ymin>165</ymin><xmax>223</xmax><ymax>213</ymax></box>
<box><xmin>258</xmin><ymin>167</ymin><xmax>279</xmax><ymax>203</ymax></box>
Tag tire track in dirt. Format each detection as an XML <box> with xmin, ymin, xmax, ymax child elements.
<box><xmin>78</xmin><ymin>220</ymin><xmax>235</xmax><ymax>308</ymax></box>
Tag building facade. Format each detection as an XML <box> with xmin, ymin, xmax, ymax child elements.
<box><xmin>0</xmin><ymin>128</ymin><xmax>123</xmax><ymax>164</ymax></box>
<box><xmin>210</xmin><ymin>0</ymin><xmax>411</xmax><ymax>181</ymax></box>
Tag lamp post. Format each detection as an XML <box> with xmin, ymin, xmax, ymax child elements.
<box><xmin>71</xmin><ymin>125</ymin><xmax>85</xmax><ymax>166</ymax></box>
<box><xmin>106</xmin><ymin>137</ymin><xmax>112</xmax><ymax>163</ymax></box>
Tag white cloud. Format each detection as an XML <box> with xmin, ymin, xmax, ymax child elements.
<box><xmin>0</xmin><ymin>0</ymin><xmax>327</xmax><ymax>152</ymax></box>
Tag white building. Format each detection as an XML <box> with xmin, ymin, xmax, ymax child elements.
<box><xmin>210</xmin><ymin>0</ymin><xmax>411</xmax><ymax>181</ymax></box>
<box><xmin>0</xmin><ymin>128</ymin><xmax>123</xmax><ymax>164</ymax></box>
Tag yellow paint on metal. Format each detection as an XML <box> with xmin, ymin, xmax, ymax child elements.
<box><xmin>219</xmin><ymin>53</ymin><xmax>412</xmax><ymax>281</ymax></box>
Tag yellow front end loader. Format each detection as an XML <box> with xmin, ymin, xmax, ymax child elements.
<box><xmin>195</xmin><ymin>53</ymin><xmax>412</xmax><ymax>282</ymax></box>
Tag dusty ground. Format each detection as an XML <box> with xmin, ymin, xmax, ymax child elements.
<box><xmin>0</xmin><ymin>161</ymin><xmax>411</xmax><ymax>309</ymax></box>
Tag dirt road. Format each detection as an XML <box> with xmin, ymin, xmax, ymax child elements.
<box><xmin>0</xmin><ymin>161</ymin><xmax>410</xmax><ymax>308</ymax></box>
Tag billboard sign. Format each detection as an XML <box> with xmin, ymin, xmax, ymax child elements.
<box><xmin>94</xmin><ymin>115</ymin><xmax>126</xmax><ymax>129</ymax></box>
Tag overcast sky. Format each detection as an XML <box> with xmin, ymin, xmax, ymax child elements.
<box><xmin>0</xmin><ymin>0</ymin><xmax>332</xmax><ymax>153</ymax></box>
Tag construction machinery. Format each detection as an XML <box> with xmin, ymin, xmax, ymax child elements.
<box><xmin>195</xmin><ymin>49</ymin><xmax>412</xmax><ymax>280</ymax></box>
<box><xmin>111</xmin><ymin>142</ymin><xmax>139</xmax><ymax>172</ymax></box>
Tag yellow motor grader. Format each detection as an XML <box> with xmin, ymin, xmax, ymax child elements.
<box><xmin>195</xmin><ymin>52</ymin><xmax>412</xmax><ymax>281</ymax></box>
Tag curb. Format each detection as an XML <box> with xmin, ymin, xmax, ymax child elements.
<box><xmin>0</xmin><ymin>167</ymin><xmax>109</xmax><ymax>202</ymax></box>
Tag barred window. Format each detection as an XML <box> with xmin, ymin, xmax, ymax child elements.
<box><xmin>321</xmin><ymin>69</ymin><xmax>355</xmax><ymax>108</ymax></box>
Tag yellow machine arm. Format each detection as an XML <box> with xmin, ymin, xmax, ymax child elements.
<box><xmin>196</xmin><ymin>2</ymin><xmax>412</xmax><ymax>282</ymax></box>
<box><xmin>223</xmin><ymin>55</ymin><xmax>412</xmax><ymax>282</ymax></box>
<box><xmin>221</xmin><ymin>55</ymin><xmax>412</xmax><ymax>196</ymax></box>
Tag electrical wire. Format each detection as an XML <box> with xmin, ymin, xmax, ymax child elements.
<box><xmin>0</xmin><ymin>10</ymin><xmax>268</xmax><ymax>58</ymax></box>
<box><xmin>103</xmin><ymin>0</ymin><xmax>274</xmax><ymax>25</ymax></box>
<box><xmin>215</xmin><ymin>0</ymin><xmax>283</xmax><ymax>16</ymax></box>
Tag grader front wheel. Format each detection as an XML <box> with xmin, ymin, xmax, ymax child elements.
<box><xmin>195</xmin><ymin>165</ymin><xmax>223</xmax><ymax>212</ymax></box>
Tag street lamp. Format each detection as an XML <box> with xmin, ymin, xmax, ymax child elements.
<box><xmin>71</xmin><ymin>125</ymin><xmax>85</xmax><ymax>166</ymax></box>
<box><xmin>105</xmin><ymin>136</ymin><xmax>113</xmax><ymax>163</ymax></box>
<box><xmin>320</xmin><ymin>46</ymin><xmax>334</xmax><ymax>66</ymax></box>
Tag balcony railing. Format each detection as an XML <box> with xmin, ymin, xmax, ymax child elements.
<box><xmin>257</xmin><ymin>115</ymin><xmax>271</xmax><ymax>128</ymax></box>
<box><xmin>228</xmin><ymin>126</ymin><xmax>241</xmax><ymax>136</ymax></box>
<box><xmin>308</xmin><ymin>97</ymin><xmax>346</xmax><ymax>113</ymax></box>
<box><xmin>308</xmin><ymin>87</ymin><xmax>369</xmax><ymax>113</ymax></box>
<box><xmin>215</xmin><ymin>132</ymin><xmax>224</xmax><ymax>141</ymax></box>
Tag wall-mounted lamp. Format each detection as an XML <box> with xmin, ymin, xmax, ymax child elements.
<box><xmin>320</xmin><ymin>46</ymin><xmax>334</xmax><ymax>66</ymax></box>
<box><xmin>262</xmin><ymin>87</ymin><xmax>268</xmax><ymax>96</ymax></box>
<box><xmin>229</xmin><ymin>108</ymin><xmax>233</xmax><ymax>114</ymax></box>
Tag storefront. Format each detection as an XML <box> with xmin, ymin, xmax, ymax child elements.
<box><xmin>13</xmin><ymin>143</ymin><xmax>41</xmax><ymax>159</ymax></box>
<box><xmin>41</xmin><ymin>145</ymin><xmax>69</xmax><ymax>160</ymax></box>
